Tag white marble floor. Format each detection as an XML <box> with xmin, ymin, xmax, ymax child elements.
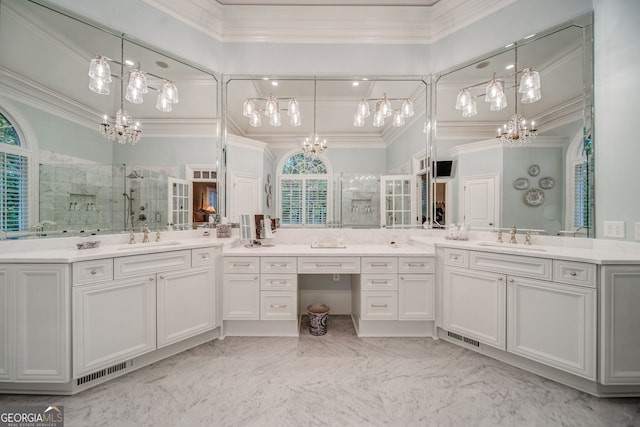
<box><xmin>1</xmin><ymin>316</ymin><xmax>639</xmax><ymax>427</ymax></box>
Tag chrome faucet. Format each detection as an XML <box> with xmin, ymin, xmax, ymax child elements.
<box><xmin>524</xmin><ymin>231</ymin><xmax>532</xmax><ymax>245</ymax></box>
<box><xmin>509</xmin><ymin>226</ymin><xmax>518</xmax><ymax>244</ymax></box>
<box><xmin>129</xmin><ymin>229</ymin><xmax>136</xmax><ymax>244</ymax></box>
<box><xmin>142</xmin><ymin>224</ymin><xmax>150</xmax><ymax>243</ymax></box>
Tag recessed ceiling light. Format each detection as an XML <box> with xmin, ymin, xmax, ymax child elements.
<box><xmin>156</xmin><ymin>61</ymin><xmax>169</xmax><ymax>69</ymax></box>
<box><xmin>271</xmin><ymin>81</ymin><xmax>278</xmax><ymax>86</ymax></box>
<box><xmin>505</xmin><ymin>64</ymin><xmax>515</xmax><ymax>70</ymax></box>
<box><xmin>524</xmin><ymin>33</ymin><xmax>536</xmax><ymax>40</ymax></box>
<box><xmin>352</xmin><ymin>81</ymin><xmax>360</xmax><ymax>87</ymax></box>
<box><xmin>476</xmin><ymin>61</ymin><xmax>490</xmax><ymax>69</ymax></box>
<box><xmin>124</xmin><ymin>59</ymin><xmax>135</xmax><ymax>66</ymax></box>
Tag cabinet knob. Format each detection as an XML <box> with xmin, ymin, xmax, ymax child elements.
<box><xmin>90</xmin><ymin>269</ymin><xmax>97</xmax><ymax>275</ymax></box>
<box><xmin>570</xmin><ymin>271</ymin><xmax>577</xmax><ymax>276</ymax></box>
<box><xmin>497</xmin><ymin>277</ymin><xmax>503</xmax><ymax>281</ymax></box>
<box><xmin>509</xmin><ymin>278</ymin><xmax>514</xmax><ymax>283</ymax></box>
<box><xmin>452</xmin><ymin>256</ymin><xmax>459</xmax><ymax>260</ymax></box>
<box><xmin>149</xmin><ymin>277</ymin><xmax>154</xmax><ymax>281</ymax></box>
<box><xmin>200</xmin><ymin>254</ymin><xmax>209</xmax><ymax>260</ymax></box>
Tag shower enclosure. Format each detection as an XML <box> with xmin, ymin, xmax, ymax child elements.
<box><xmin>38</xmin><ymin>163</ymin><xmax>170</xmax><ymax>234</ymax></box>
<box><xmin>334</xmin><ymin>173</ymin><xmax>381</xmax><ymax>228</ymax></box>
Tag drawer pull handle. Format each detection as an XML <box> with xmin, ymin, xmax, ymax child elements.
<box><xmin>159</xmin><ymin>275</ymin><xmax>165</xmax><ymax>279</ymax></box>
<box><xmin>229</xmin><ymin>277</ymin><xmax>258</xmax><ymax>281</ymax></box>
<box><xmin>371</xmin><ymin>304</ymin><xmax>388</xmax><ymax>308</ymax></box>
<box><xmin>317</xmin><ymin>263</ymin><xmax>342</xmax><ymax>267</ymax></box>
<box><xmin>270</xmin><ymin>280</ymin><xmax>288</xmax><ymax>284</ymax></box>
<box><xmin>200</xmin><ymin>254</ymin><xmax>209</xmax><ymax>260</ymax></box>
<box><xmin>149</xmin><ymin>277</ymin><xmax>155</xmax><ymax>281</ymax></box>
<box><xmin>400</xmin><ymin>277</ymin><xmax>425</xmax><ymax>281</ymax></box>
<box><xmin>371</xmin><ymin>263</ymin><xmax>388</xmax><ymax>267</ymax></box>
<box><xmin>270</xmin><ymin>263</ymin><xmax>288</xmax><ymax>267</ymax></box>
<box><xmin>90</xmin><ymin>269</ymin><xmax>97</xmax><ymax>275</ymax></box>
<box><xmin>232</xmin><ymin>263</ymin><xmax>251</xmax><ymax>267</ymax></box>
<box><xmin>570</xmin><ymin>271</ymin><xmax>577</xmax><ymax>276</ymax></box>
<box><xmin>270</xmin><ymin>304</ymin><xmax>287</xmax><ymax>309</ymax></box>
<box><xmin>452</xmin><ymin>256</ymin><xmax>459</xmax><ymax>260</ymax></box>
<box><xmin>370</xmin><ymin>280</ymin><xmax>389</xmax><ymax>284</ymax></box>
<box><xmin>407</xmin><ymin>263</ymin><xmax>425</xmax><ymax>267</ymax></box>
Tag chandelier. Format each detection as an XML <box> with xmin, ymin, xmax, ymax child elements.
<box><xmin>243</xmin><ymin>95</ymin><xmax>301</xmax><ymax>127</ymax></box>
<box><xmin>302</xmin><ymin>79</ymin><xmax>327</xmax><ymax>157</ymax></box>
<box><xmin>454</xmin><ymin>44</ymin><xmax>540</xmax><ymax>145</ymax></box>
<box><xmin>353</xmin><ymin>93</ymin><xmax>414</xmax><ymax>128</ymax></box>
<box><xmin>88</xmin><ymin>38</ymin><xmax>179</xmax><ymax>145</ymax></box>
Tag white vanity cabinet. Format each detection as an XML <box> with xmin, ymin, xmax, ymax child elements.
<box><xmin>600</xmin><ymin>265</ymin><xmax>640</xmax><ymax>385</ymax></box>
<box><xmin>440</xmin><ymin>247</ymin><xmax>597</xmax><ymax>380</ymax></box>
<box><xmin>398</xmin><ymin>257</ymin><xmax>435</xmax><ymax>321</ymax></box>
<box><xmin>260</xmin><ymin>257</ymin><xmax>297</xmax><ymax>321</ymax></box>
<box><xmin>223</xmin><ymin>257</ymin><xmax>260</xmax><ymax>320</ymax></box>
<box><xmin>0</xmin><ymin>264</ymin><xmax>70</xmax><ymax>383</ymax></box>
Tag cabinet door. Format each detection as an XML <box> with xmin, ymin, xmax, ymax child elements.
<box><xmin>73</xmin><ymin>275</ymin><xmax>156</xmax><ymax>378</ymax></box>
<box><xmin>361</xmin><ymin>292</ymin><xmax>398</xmax><ymax>320</ymax></box>
<box><xmin>260</xmin><ymin>291</ymin><xmax>297</xmax><ymax>320</ymax></box>
<box><xmin>14</xmin><ymin>264</ymin><xmax>70</xmax><ymax>382</ymax></box>
<box><xmin>443</xmin><ymin>266</ymin><xmax>505</xmax><ymax>349</ymax></box>
<box><xmin>600</xmin><ymin>266</ymin><xmax>640</xmax><ymax>385</ymax></box>
<box><xmin>223</xmin><ymin>274</ymin><xmax>260</xmax><ymax>320</ymax></box>
<box><xmin>157</xmin><ymin>267</ymin><xmax>216</xmax><ymax>348</ymax></box>
<box><xmin>399</xmin><ymin>274</ymin><xmax>434</xmax><ymax>320</ymax></box>
<box><xmin>0</xmin><ymin>266</ymin><xmax>11</xmax><ymax>381</ymax></box>
<box><xmin>507</xmin><ymin>277</ymin><xmax>596</xmax><ymax>380</ymax></box>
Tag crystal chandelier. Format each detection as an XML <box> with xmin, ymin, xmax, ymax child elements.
<box><xmin>302</xmin><ymin>79</ymin><xmax>327</xmax><ymax>157</ymax></box>
<box><xmin>353</xmin><ymin>93</ymin><xmax>414</xmax><ymax>128</ymax></box>
<box><xmin>88</xmin><ymin>38</ymin><xmax>179</xmax><ymax>144</ymax></box>
<box><xmin>243</xmin><ymin>94</ymin><xmax>301</xmax><ymax>128</ymax></box>
<box><xmin>497</xmin><ymin>113</ymin><xmax>537</xmax><ymax>145</ymax></box>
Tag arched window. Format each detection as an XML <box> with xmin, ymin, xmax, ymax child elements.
<box><xmin>0</xmin><ymin>111</ymin><xmax>30</xmax><ymax>233</ymax></box>
<box><xmin>279</xmin><ymin>153</ymin><xmax>329</xmax><ymax>226</ymax></box>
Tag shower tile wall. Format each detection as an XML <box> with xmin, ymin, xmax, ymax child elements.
<box><xmin>339</xmin><ymin>174</ymin><xmax>380</xmax><ymax>228</ymax></box>
<box><xmin>126</xmin><ymin>169</ymin><xmax>169</xmax><ymax>231</ymax></box>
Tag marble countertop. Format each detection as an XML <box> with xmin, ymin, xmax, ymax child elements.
<box><xmin>223</xmin><ymin>242</ymin><xmax>434</xmax><ymax>257</ymax></box>
<box><xmin>418</xmin><ymin>237</ymin><xmax>640</xmax><ymax>265</ymax></box>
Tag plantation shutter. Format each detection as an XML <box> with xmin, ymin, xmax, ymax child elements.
<box><xmin>573</xmin><ymin>162</ymin><xmax>590</xmax><ymax>229</ymax></box>
<box><xmin>0</xmin><ymin>152</ymin><xmax>29</xmax><ymax>231</ymax></box>
<box><xmin>305</xmin><ymin>179</ymin><xmax>327</xmax><ymax>225</ymax></box>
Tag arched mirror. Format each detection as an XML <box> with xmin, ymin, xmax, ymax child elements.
<box><xmin>0</xmin><ymin>0</ymin><xmax>220</xmax><ymax>239</ymax></box>
<box><xmin>431</xmin><ymin>14</ymin><xmax>594</xmax><ymax>238</ymax></box>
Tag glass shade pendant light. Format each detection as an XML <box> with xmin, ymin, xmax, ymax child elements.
<box><xmin>392</xmin><ymin>110</ymin><xmax>405</xmax><ymax>127</ymax></box>
<box><xmin>462</xmin><ymin>98</ymin><xmax>478</xmax><ymax>117</ymax></box>
<box><xmin>521</xmin><ymin>88</ymin><xmax>542</xmax><ymax>104</ymax></box>
<box><xmin>287</xmin><ymin>98</ymin><xmax>299</xmax><ymax>116</ymax></box>
<box><xmin>485</xmin><ymin>76</ymin><xmax>504</xmax><ymax>103</ymax></box>
<box><xmin>88</xmin><ymin>55</ymin><xmax>112</xmax><ymax>95</ymax></box>
<box><xmin>372</xmin><ymin>107</ymin><xmax>385</xmax><ymax>127</ymax></box>
<box><xmin>401</xmin><ymin>99</ymin><xmax>414</xmax><ymax>117</ymax></box>
<box><xmin>125</xmin><ymin>84</ymin><xmax>144</xmax><ymax>104</ymax></box>
<box><xmin>89</xmin><ymin>77</ymin><xmax>110</xmax><ymax>95</ymax></box>
<box><xmin>127</xmin><ymin>65</ymin><xmax>148</xmax><ymax>94</ymax></box>
<box><xmin>519</xmin><ymin>68</ymin><xmax>541</xmax><ymax>93</ymax></box>
<box><xmin>243</xmin><ymin>99</ymin><xmax>256</xmax><ymax>117</ymax></box>
<box><xmin>269</xmin><ymin>112</ymin><xmax>282</xmax><ymax>127</ymax></box>
<box><xmin>156</xmin><ymin>92</ymin><xmax>172</xmax><ymax>112</ymax></box>
<box><xmin>455</xmin><ymin>88</ymin><xmax>471</xmax><ymax>110</ymax></box>
<box><xmin>162</xmin><ymin>81</ymin><xmax>179</xmax><ymax>104</ymax></box>
<box><xmin>489</xmin><ymin>90</ymin><xmax>507</xmax><ymax>111</ymax></box>
<box><xmin>379</xmin><ymin>94</ymin><xmax>392</xmax><ymax>118</ymax></box>
<box><xmin>357</xmin><ymin>98</ymin><xmax>371</xmax><ymax>118</ymax></box>
<box><xmin>249</xmin><ymin>111</ymin><xmax>262</xmax><ymax>127</ymax></box>
<box><xmin>290</xmin><ymin>112</ymin><xmax>301</xmax><ymax>127</ymax></box>
<box><xmin>264</xmin><ymin>95</ymin><xmax>279</xmax><ymax>117</ymax></box>
<box><xmin>353</xmin><ymin>113</ymin><xmax>365</xmax><ymax>127</ymax></box>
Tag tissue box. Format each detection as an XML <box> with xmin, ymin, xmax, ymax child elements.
<box><xmin>216</xmin><ymin>224</ymin><xmax>231</xmax><ymax>238</ymax></box>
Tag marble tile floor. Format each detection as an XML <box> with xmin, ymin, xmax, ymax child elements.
<box><xmin>2</xmin><ymin>315</ymin><xmax>640</xmax><ymax>427</ymax></box>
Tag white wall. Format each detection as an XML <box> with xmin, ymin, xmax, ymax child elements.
<box><xmin>593</xmin><ymin>0</ymin><xmax>640</xmax><ymax>241</ymax></box>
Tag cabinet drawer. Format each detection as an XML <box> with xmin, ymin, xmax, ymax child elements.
<box><xmin>223</xmin><ymin>257</ymin><xmax>260</xmax><ymax>274</ymax></box>
<box><xmin>73</xmin><ymin>259</ymin><xmax>113</xmax><ymax>285</ymax></box>
<box><xmin>261</xmin><ymin>257</ymin><xmax>297</xmax><ymax>274</ymax></box>
<box><xmin>361</xmin><ymin>292</ymin><xmax>398</xmax><ymax>320</ymax></box>
<box><xmin>553</xmin><ymin>260</ymin><xmax>597</xmax><ymax>288</ymax></box>
<box><xmin>361</xmin><ymin>274</ymin><xmax>398</xmax><ymax>290</ymax></box>
<box><xmin>261</xmin><ymin>274</ymin><xmax>297</xmax><ymax>290</ymax></box>
<box><xmin>399</xmin><ymin>257</ymin><xmax>434</xmax><ymax>273</ymax></box>
<box><xmin>361</xmin><ymin>257</ymin><xmax>397</xmax><ymax>273</ymax></box>
<box><xmin>260</xmin><ymin>291</ymin><xmax>297</xmax><ymax>320</ymax></box>
<box><xmin>470</xmin><ymin>251</ymin><xmax>552</xmax><ymax>281</ymax></box>
<box><xmin>298</xmin><ymin>257</ymin><xmax>360</xmax><ymax>274</ymax></box>
<box><xmin>114</xmin><ymin>250</ymin><xmax>191</xmax><ymax>279</ymax></box>
<box><xmin>443</xmin><ymin>248</ymin><xmax>468</xmax><ymax>267</ymax></box>
<box><xmin>192</xmin><ymin>247</ymin><xmax>217</xmax><ymax>267</ymax></box>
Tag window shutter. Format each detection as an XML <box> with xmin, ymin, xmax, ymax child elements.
<box><xmin>305</xmin><ymin>179</ymin><xmax>327</xmax><ymax>225</ymax></box>
<box><xmin>281</xmin><ymin>179</ymin><xmax>303</xmax><ymax>225</ymax></box>
<box><xmin>0</xmin><ymin>152</ymin><xmax>29</xmax><ymax>231</ymax></box>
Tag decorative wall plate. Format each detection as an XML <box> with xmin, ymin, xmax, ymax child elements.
<box><xmin>539</xmin><ymin>177</ymin><xmax>555</xmax><ymax>189</ymax></box>
<box><xmin>266</xmin><ymin>193</ymin><xmax>272</xmax><ymax>207</ymax></box>
<box><xmin>528</xmin><ymin>164</ymin><xmax>541</xmax><ymax>176</ymax></box>
<box><xmin>524</xmin><ymin>188</ymin><xmax>544</xmax><ymax>206</ymax></box>
<box><xmin>513</xmin><ymin>177</ymin><xmax>530</xmax><ymax>190</ymax></box>
<box><xmin>266</xmin><ymin>174</ymin><xmax>271</xmax><ymax>184</ymax></box>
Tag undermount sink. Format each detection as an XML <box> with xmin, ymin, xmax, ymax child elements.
<box><xmin>114</xmin><ymin>240</ymin><xmax>183</xmax><ymax>251</ymax></box>
<box><xmin>476</xmin><ymin>241</ymin><xmax>547</xmax><ymax>252</ymax></box>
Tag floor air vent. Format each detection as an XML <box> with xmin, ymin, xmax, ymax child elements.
<box><xmin>447</xmin><ymin>331</ymin><xmax>480</xmax><ymax>347</ymax></box>
<box><xmin>76</xmin><ymin>361</ymin><xmax>129</xmax><ymax>386</ymax></box>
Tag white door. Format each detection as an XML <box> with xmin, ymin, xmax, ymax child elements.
<box><xmin>461</xmin><ymin>175</ymin><xmax>499</xmax><ymax>229</ymax></box>
<box><xmin>230</xmin><ymin>173</ymin><xmax>261</xmax><ymax>221</ymax></box>
<box><xmin>380</xmin><ymin>175</ymin><xmax>417</xmax><ymax>227</ymax></box>
<box><xmin>168</xmin><ymin>177</ymin><xmax>192</xmax><ymax>229</ymax></box>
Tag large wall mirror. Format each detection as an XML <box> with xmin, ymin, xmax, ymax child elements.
<box><xmin>0</xmin><ymin>0</ymin><xmax>219</xmax><ymax>239</ymax></box>
<box><xmin>431</xmin><ymin>14</ymin><xmax>594</xmax><ymax>237</ymax></box>
<box><xmin>224</xmin><ymin>76</ymin><xmax>429</xmax><ymax>229</ymax></box>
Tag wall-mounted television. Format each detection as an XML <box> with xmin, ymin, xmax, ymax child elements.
<box><xmin>432</xmin><ymin>160</ymin><xmax>454</xmax><ymax>178</ymax></box>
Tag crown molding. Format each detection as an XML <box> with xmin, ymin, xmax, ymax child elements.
<box><xmin>449</xmin><ymin>135</ymin><xmax>567</xmax><ymax>156</ymax></box>
<box><xmin>143</xmin><ymin>0</ymin><xmax>514</xmax><ymax>44</ymax></box>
